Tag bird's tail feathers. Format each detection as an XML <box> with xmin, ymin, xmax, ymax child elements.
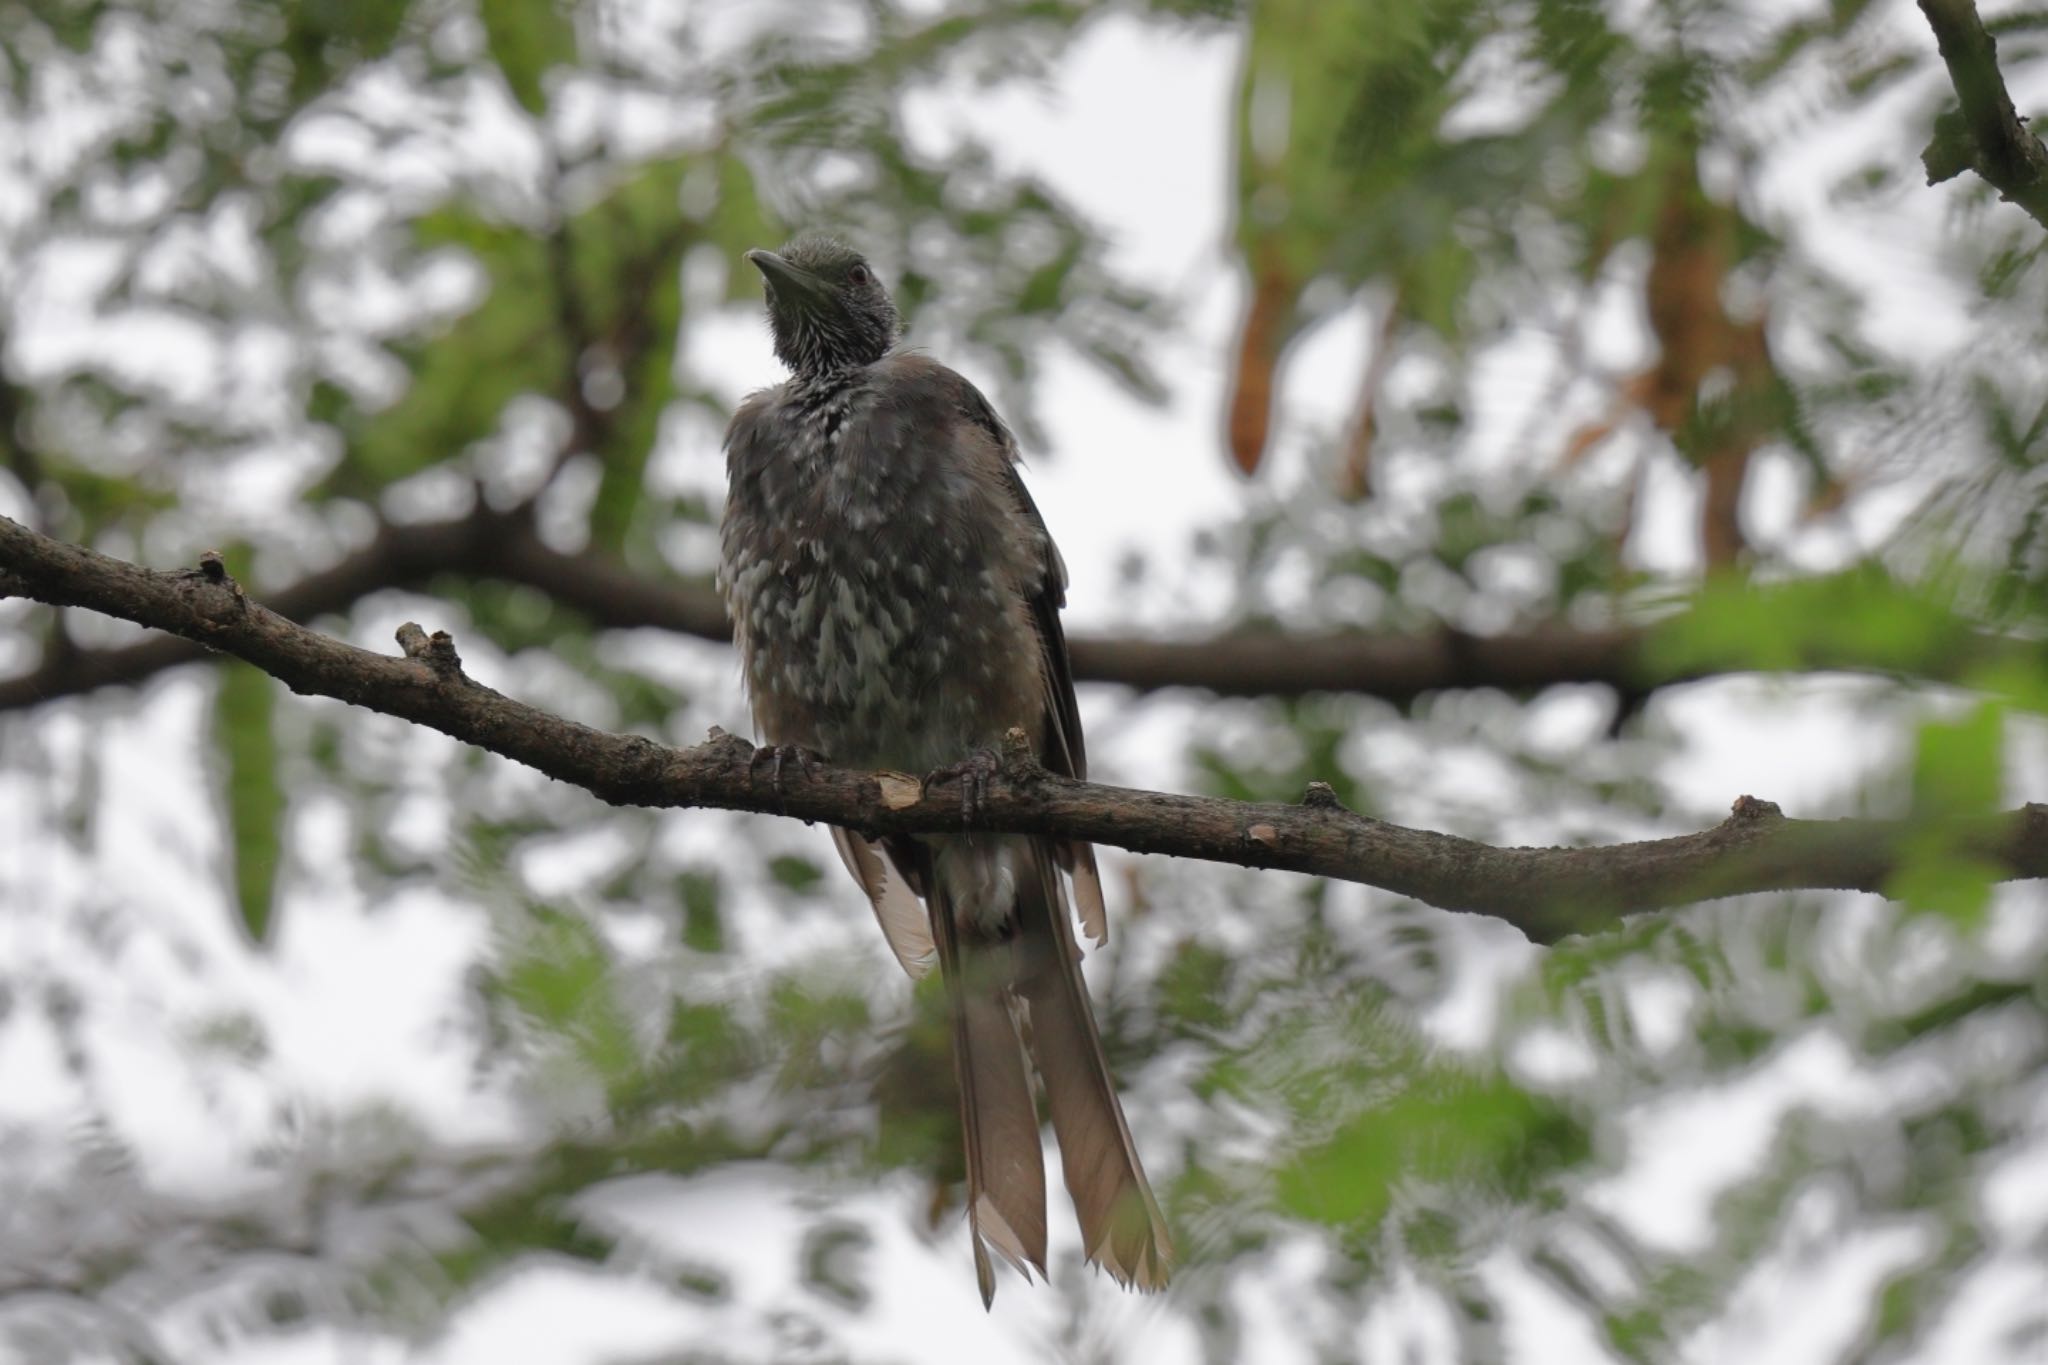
<box><xmin>928</xmin><ymin>874</ymin><xmax>1047</xmax><ymax>1306</ymax></box>
<box><xmin>1016</xmin><ymin>843</ymin><xmax>1174</xmax><ymax>1290</ymax></box>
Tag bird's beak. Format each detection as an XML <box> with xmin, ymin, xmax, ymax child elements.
<box><xmin>746</xmin><ymin>249</ymin><xmax>827</xmax><ymax>302</ymax></box>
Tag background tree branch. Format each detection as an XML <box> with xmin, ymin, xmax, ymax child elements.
<box><xmin>5</xmin><ymin>512</ymin><xmax>2043</xmax><ymax>942</ymax></box>
<box><xmin>1918</xmin><ymin>0</ymin><xmax>2048</xmax><ymax>227</ymax></box>
<box><xmin>0</xmin><ymin>503</ymin><xmax>2030</xmax><ymax>713</ymax></box>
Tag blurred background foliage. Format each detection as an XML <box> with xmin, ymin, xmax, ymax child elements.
<box><xmin>2</xmin><ymin>0</ymin><xmax>2047</xmax><ymax>1361</ymax></box>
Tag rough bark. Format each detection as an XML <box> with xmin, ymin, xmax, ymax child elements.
<box><xmin>6</xmin><ymin>513</ymin><xmax>2042</xmax><ymax>940</ymax></box>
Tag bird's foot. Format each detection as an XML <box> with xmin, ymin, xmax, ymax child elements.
<box><xmin>749</xmin><ymin>742</ymin><xmax>826</xmax><ymax>815</ymax></box>
<box><xmin>923</xmin><ymin>747</ymin><xmax>1004</xmax><ymax>825</ymax></box>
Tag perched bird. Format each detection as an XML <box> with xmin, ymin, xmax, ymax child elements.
<box><xmin>719</xmin><ymin>235</ymin><xmax>1172</xmax><ymax>1303</ymax></box>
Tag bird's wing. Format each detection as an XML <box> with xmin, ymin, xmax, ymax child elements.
<box><xmin>830</xmin><ymin>827</ymin><xmax>936</xmax><ymax>978</ymax></box>
<box><xmin>951</xmin><ymin>378</ymin><xmax>1110</xmax><ymax>947</ymax></box>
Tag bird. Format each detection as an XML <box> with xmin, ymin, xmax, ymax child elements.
<box><xmin>718</xmin><ymin>233</ymin><xmax>1173</xmax><ymax>1304</ymax></box>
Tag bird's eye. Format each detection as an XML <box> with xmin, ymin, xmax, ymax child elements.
<box><xmin>847</xmin><ymin>264</ymin><xmax>871</xmax><ymax>286</ymax></box>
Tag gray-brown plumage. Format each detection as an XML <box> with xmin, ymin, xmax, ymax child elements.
<box><xmin>718</xmin><ymin>235</ymin><xmax>1172</xmax><ymax>1304</ymax></box>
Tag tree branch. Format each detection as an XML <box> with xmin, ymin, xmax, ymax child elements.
<box><xmin>0</xmin><ymin>510</ymin><xmax>524</xmax><ymax>708</ymax></box>
<box><xmin>0</xmin><ymin>505</ymin><xmax>2034</xmax><ymax>715</ymax></box>
<box><xmin>5</xmin><ymin>513</ymin><xmax>2044</xmax><ymax>939</ymax></box>
<box><xmin>1918</xmin><ymin>0</ymin><xmax>2048</xmax><ymax>228</ymax></box>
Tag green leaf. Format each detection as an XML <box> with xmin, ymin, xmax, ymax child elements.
<box><xmin>1275</xmin><ymin>1067</ymin><xmax>1587</xmax><ymax>1234</ymax></box>
<box><xmin>1886</xmin><ymin>852</ymin><xmax>2000</xmax><ymax>928</ymax></box>
<box><xmin>801</xmin><ymin>1221</ymin><xmax>872</xmax><ymax>1309</ymax></box>
<box><xmin>607</xmin><ymin>998</ymin><xmax>749</xmax><ymax>1116</ymax></box>
<box><xmin>694</xmin><ymin>154</ymin><xmax>783</xmax><ymax>275</ymax></box>
<box><xmin>768</xmin><ymin>974</ymin><xmax>872</xmax><ymax>1090</ymax></box>
<box><xmin>40</xmin><ymin>444</ymin><xmax>176</xmax><ymax>538</ymax></box>
<box><xmin>216</xmin><ymin>654</ymin><xmax>282</xmax><ymax>944</ymax></box>
<box><xmin>568</xmin><ymin>158</ymin><xmax>692</xmax><ymax>551</ymax></box>
<box><xmin>1886</xmin><ymin>703</ymin><xmax>2007</xmax><ymax>927</ymax></box>
<box><xmin>1910</xmin><ymin>703</ymin><xmax>2003</xmax><ymax>818</ymax></box>
<box><xmin>278</xmin><ymin>0</ymin><xmax>412</xmax><ymax>103</ymax></box>
<box><xmin>479</xmin><ymin>0</ymin><xmax>575</xmax><ymax>115</ymax></box>
<box><xmin>677</xmin><ymin>869</ymin><xmax>724</xmax><ymax>953</ymax></box>
<box><xmin>498</xmin><ymin>906</ymin><xmax>638</xmax><ymax>1089</ymax></box>
<box><xmin>768</xmin><ymin>854</ymin><xmax>824</xmax><ymax>891</ymax></box>
<box><xmin>327</xmin><ymin>221</ymin><xmax>566</xmax><ymax>495</ymax></box>
<box><xmin>1158</xmin><ymin>939</ymin><xmax>1234</xmax><ymax>1032</ymax></box>
<box><xmin>1645</xmin><ymin>568</ymin><xmax>1979</xmax><ymax>678</ymax></box>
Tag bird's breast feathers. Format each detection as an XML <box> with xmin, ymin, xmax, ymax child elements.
<box><xmin>719</xmin><ymin>363</ymin><xmax>1049</xmax><ymax>770</ymax></box>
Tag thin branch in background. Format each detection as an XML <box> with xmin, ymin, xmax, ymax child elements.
<box><xmin>541</xmin><ymin>154</ymin><xmax>609</xmax><ymax>496</ymax></box>
<box><xmin>0</xmin><ymin>500</ymin><xmax>2038</xmax><ymax>714</ymax></box>
<box><xmin>1917</xmin><ymin>0</ymin><xmax>2048</xmax><ymax>228</ymax></box>
<box><xmin>4</xmin><ymin>512</ymin><xmax>2045</xmax><ymax>939</ymax></box>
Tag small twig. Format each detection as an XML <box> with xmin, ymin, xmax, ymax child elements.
<box><xmin>397</xmin><ymin>621</ymin><xmax>467</xmax><ymax>679</ymax></box>
<box><xmin>1302</xmin><ymin>781</ymin><xmax>1346</xmax><ymax>812</ymax></box>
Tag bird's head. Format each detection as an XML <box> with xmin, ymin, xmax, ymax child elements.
<box><xmin>746</xmin><ymin>235</ymin><xmax>899</xmax><ymax>377</ymax></box>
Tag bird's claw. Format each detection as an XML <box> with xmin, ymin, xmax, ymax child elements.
<box><xmin>749</xmin><ymin>742</ymin><xmax>825</xmax><ymax>815</ymax></box>
<box><xmin>924</xmin><ymin>747</ymin><xmax>1004</xmax><ymax>825</ymax></box>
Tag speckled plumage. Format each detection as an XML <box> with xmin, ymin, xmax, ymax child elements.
<box><xmin>721</xmin><ymin>353</ymin><xmax>1049</xmax><ymax>782</ymax></box>
<box><xmin>718</xmin><ymin>236</ymin><xmax>1172</xmax><ymax>1303</ymax></box>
